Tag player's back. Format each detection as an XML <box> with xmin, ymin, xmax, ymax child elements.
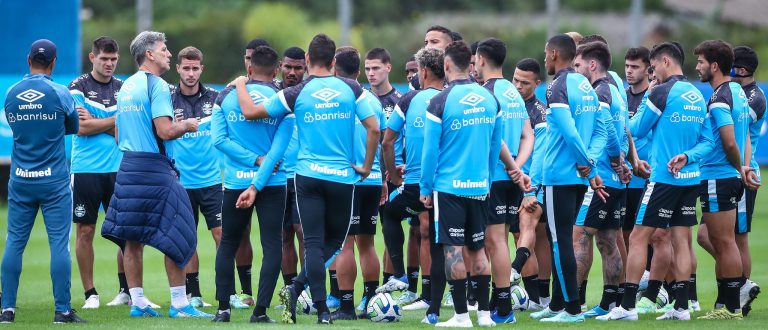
<box><xmin>744</xmin><ymin>82</ymin><xmax>766</xmax><ymax>170</ymax></box>
<box><xmin>389</xmin><ymin>88</ymin><xmax>440</xmax><ymax>184</ymax></box>
<box><xmin>485</xmin><ymin>78</ymin><xmax>528</xmax><ymax>182</ymax></box>
<box><xmin>701</xmin><ymin>81</ymin><xmax>750</xmax><ymax>180</ymax></box>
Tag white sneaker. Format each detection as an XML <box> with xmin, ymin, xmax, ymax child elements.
<box><xmin>477</xmin><ymin>310</ymin><xmax>496</xmax><ymax>327</ymax></box>
<box><xmin>539</xmin><ymin>296</ymin><xmax>551</xmax><ymax>307</ymax></box>
<box><xmin>581</xmin><ymin>303</ymin><xmax>587</xmax><ymax>312</ymax></box>
<box><xmin>436</xmin><ymin>313</ymin><xmax>473</xmax><ymax>328</ymax></box>
<box><xmin>639</xmin><ymin>270</ymin><xmax>651</xmax><ymax>290</ymax></box>
<box><xmin>443</xmin><ymin>292</ymin><xmax>454</xmax><ymax>307</ymax></box>
<box><xmin>595</xmin><ymin>306</ymin><xmax>638</xmax><ymax>321</ymax></box>
<box><xmin>396</xmin><ymin>290</ymin><xmax>419</xmax><ymax>306</ymax></box>
<box><xmin>467</xmin><ymin>300</ymin><xmax>478</xmax><ymax>311</ymax></box>
<box><xmin>690</xmin><ymin>300</ymin><xmax>701</xmax><ymax>312</ymax></box>
<box><xmin>146</xmin><ymin>298</ymin><xmax>161</xmax><ymax>309</ymax></box>
<box><xmin>403</xmin><ymin>299</ymin><xmax>430</xmax><ymax>311</ymax></box>
<box><xmin>510</xmin><ymin>269</ymin><xmax>522</xmax><ymax>286</ymax></box>
<box><xmin>375</xmin><ymin>275</ymin><xmax>409</xmax><ymax>293</ymax></box>
<box><xmin>530</xmin><ymin>307</ymin><xmax>560</xmax><ymax>320</ymax></box>
<box><xmin>740</xmin><ymin>279</ymin><xmax>761</xmax><ymax>313</ymax></box>
<box><xmin>656</xmin><ymin>308</ymin><xmax>690</xmax><ymax>320</ymax></box>
<box><xmin>527</xmin><ymin>301</ymin><xmax>546</xmax><ymax>312</ymax></box>
<box><xmin>107</xmin><ymin>292</ymin><xmax>130</xmax><ymax>306</ymax></box>
<box><xmin>82</xmin><ymin>295</ymin><xmax>100</xmax><ymax>309</ymax></box>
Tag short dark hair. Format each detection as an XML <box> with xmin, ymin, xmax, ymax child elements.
<box><xmin>576</xmin><ymin>41</ymin><xmax>611</xmax><ymax>71</ymax></box>
<box><xmin>427</xmin><ymin>25</ymin><xmax>452</xmax><ymax>36</ymax></box>
<box><xmin>334</xmin><ymin>46</ymin><xmax>360</xmax><ymax>78</ymax></box>
<box><xmin>547</xmin><ymin>34</ymin><xmax>577</xmax><ymax>62</ymax></box>
<box><xmin>625</xmin><ymin>47</ymin><xmax>650</xmax><ymax>66</ymax></box>
<box><xmin>365</xmin><ymin>48</ymin><xmax>391</xmax><ymax>64</ymax></box>
<box><xmin>245</xmin><ymin>38</ymin><xmax>270</xmax><ymax>50</ymax></box>
<box><xmin>477</xmin><ymin>38</ymin><xmax>506</xmax><ymax>68</ymax></box>
<box><xmin>307</xmin><ymin>34</ymin><xmax>336</xmax><ymax>69</ymax></box>
<box><xmin>250</xmin><ymin>46</ymin><xmax>279</xmax><ymax>74</ymax></box>
<box><xmin>283</xmin><ymin>47</ymin><xmax>305</xmax><ymax>60</ymax></box>
<box><xmin>694</xmin><ymin>39</ymin><xmax>734</xmax><ymax>73</ymax></box>
<box><xmin>516</xmin><ymin>58</ymin><xmax>541</xmax><ymax>78</ymax></box>
<box><xmin>407</xmin><ymin>55</ymin><xmax>416</xmax><ymax>63</ymax></box>
<box><xmin>579</xmin><ymin>34</ymin><xmax>608</xmax><ymax>46</ymax></box>
<box><xmin>177</xmin><ymin>46</ymin><xmax>203</xmax><ymax>63</ymax></box>
<box><xmin>734</xmin><ymin>46</ymin><xmax>759</xmax><ymax>74</ymax></box>
<box><xmin>470</xmin><ymin>41</ymin><xmax>479</xmax><ymax>55</ymax></box>
<box><xmin>450</xmin><ymin>31</ymin><xmax>463</xmax><ymax>42</ymax></box>
<box><xmin>445</xmin><ymin>41</ymin><xmax>472</xmax><ymax>71</ymax></box>
<box><xmin>650</xmin><ymin>42</ymin><xmax>685</xmax><ymax>66</ymax></box>
<box><xmin>92</xmin><ymin>36</ymin><xmax>118</xmax><ymax>55</ymax></box>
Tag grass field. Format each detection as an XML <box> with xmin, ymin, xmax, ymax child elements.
<box><xmin>2</xmin><ymin>173</ymin><xmax>767</xmax><ymax>329</ymax></box>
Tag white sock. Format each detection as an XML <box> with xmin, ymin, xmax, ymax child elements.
<box><xmin>129</xmin><ymin>287</ymin><xmax>149</xmax><ymax>309</ymax></box>
<box><xmin>454</xmin><ymin>312</ymin><xmax>470</xmax><ymax>321</ymax></box>
<box><xmin>2</xmin><ymin>308</ymin><xmax>15</xmax><ymax>314</ymax></box>
<box><xmin>477</xmin><ymin>310</ymin><xmax>490</xmax><ymax>318</ymax></box>
<box><xmin>170</xmin><ymin>286</ymin><xmax>189</xmax><ymax>309</ymax></box>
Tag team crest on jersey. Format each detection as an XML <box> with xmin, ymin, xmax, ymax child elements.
<box><xmin>87</xmin><ymin>91</ymin><xmax>98</xmax><ymax>98</ymax></box>
<box><xmin>682</xmin><ymin>90</ymin><xmax>704</xmax><ymax>104</ymax></box>
<box><xmin>74</xmin><ymin>204</ymin><xmax>86</xmax><ymax>218</ymax></box>
<box><xmin>383</xmin><ymin>105</ymin><xmax>394</xmax><ymax>117</ymax></box>
<box><xmin>202</xmin><ymin>102</ymin><xmax>213</xmax><ymax>115</ymax></box>
<box><xmin>577</xmin><ymin>80</ymin><xmax>592</xmax><ymax>94</ymax></box>
<box><xmin>459</xmin><ymin>92</ymin><xmax>485</xmax><ymax>106</ymax></box>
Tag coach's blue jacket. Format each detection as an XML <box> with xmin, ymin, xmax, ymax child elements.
<box><xmin>101</xmin><ymin>151</ymin><xmax>197</xmax><ymax>268</ymax></box>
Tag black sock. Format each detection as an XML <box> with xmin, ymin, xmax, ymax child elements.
<box><xmin>407</xmin><ymin>267</ymin><xmax>419</xmax><ymax>292</ymax></box>
<box><xmin>715</xmin><ymin>279</ymin><xmax>724</xmax><ymax>305</ymax></box>
<box><xmin>237</xmin><ymin>265</ymin><xmax>252</xmax><ymax>296</ymax></box>
<box><xmin>339</xmin><ymin>289</ymin><xmax>354</xmax><ymax>312</ymax></box>
<box><xmin>219</xmin><ymin>299</ymin><xmax>231</xmax><ymax>311</ymax></box>
<box><xmin>253</xmin><ymin>305</ymin><xmax>267</xmax><ymax>316</ymax></box>
<box><xmin>84</xmin><ymin>287</ymin><xmax>98</xmax><ymax>300</ymax></box>
<box><xmin>579</xmin><ymin>280</ymin><xmax>588</xmax><ymax>306</ymax></box>
<box><xmin>383</xmin><ymin>272</ymin><xmax>393</xmax><ymax>282</ymax></box>
<box><xmin>616</xmin><ymin>283</ymin><xmax>625</xmax><ymax>307</ymax></box>
<box><xmin>689</xmin><ymin>274</ymin><xmax>698</xmax><ymax>301</ymax></box>
<box><xmin>315</xmin><ymin>300</ymin><xmax>329</xmax><ymax>314</ymax></box>
<box><xmin>329</xmin><ymin>270</ymin><xmax>340</xmax><ymax>297</ymax></box>
<box><xmin>621</xmin><ymin>283</ymin><xmax>639</xmax><ymax>309</ymax></box>
<box><xmin>421</xmin><ymin>275</ymin><xmax>431</xmax><ymax>300</ymax></box>
<box><xmin>449</xmin><ymin>279</ymin><xmax>468</xmax><ymax>314</ymax></box>
<box><xmin>646</xmin><ymin>245</ymin><xmax>653</xmax><ymax>271</ymax></box>
<box><xmin>472</xmin><ymin>275</ymin><xmax>491</xmax><ymax>311</ymax></box>
<box><xmin>489</xmin><ymin>284</ymin><xmax>498</xmax><ymax>311</ymax></box>
<box><xmin>538</xmin><ymin>278</ymin><xmax>551</xmax><ymax>298</ymax></box>
<box><xmin>599</xmin><ymin>285</ymin><xmax>618</xmax><ymax>310</ymax></box>
<box><xmin>565</xmin><ymin>300</ymin><xmax>581</xmax><ymax>315</ymax></box>
<box><xmin>643</xmin><ymin>280</ymin><xmax>662</xmax><ymax>302</ymax></box>
<box><xmin>118</xmin><ymin>272</ymin><xmax>128</xmax><ymax>293</ymax></box>
<box><xmin>510</xmin><ymin>247</ymin><xmax>531</xmax><ymax>274</ymax></box>
<box><xmin>466</xmin><ymin>273</ymin><xmax>476</xmax><ymax>304</ymax></box>
<box><xmin>673</xmin><ymin>281</ymin><xmax>690</xmax><ymax>311</ymax></box>
<box><xmin>186</xmin><ymin>272</ymin><xmax>201</xmax><ymax>297</ymax></box>
<box><xmin>283</xmin><ymin>273</ymin><xmax>297</xmax><ymax>286</ymax></box>
<box><xmin>363</xmin><ymin>281</ymin><xmax>378</xmax><ymax>302</ymax></box>
<box><xmin>522</xmin><ymin>275</ymin><xmax>540</xmax><ymax>304</ymax></box>
<box><xmin>662</xmin><ymin>280</ymin><xmax>673</xmax><ymax>295</ymax></box>
<box><xmin>496</xmin><ymin>286</ymin><xmax>512</xmax><ymax>316</ymax></box>
<box><xmin>724</xmin><ymin>277</ymin><xmax>744</xmax><ymax>313</ymax></box>
<box><xmin>668</xmin><ymin>281</ymin><xmax>678</xmax><ymax>304</ymax></box>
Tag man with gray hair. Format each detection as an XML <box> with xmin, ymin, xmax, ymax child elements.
<box><xmin>101</xmin><ymin>31</ymin><xmax>212</xmax><ymax>318</ymax></box>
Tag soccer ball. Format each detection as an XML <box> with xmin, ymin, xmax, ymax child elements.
<box><xmin>367</xmin><ymin>292</ymin><xmax>401</xmax><ymax>322</ymax></box>
<box><xmin>298</xmin><ymin>289</ymin><xmax>317</xmax><ymax>315</ymax></box>
<box><xmin>510</xmin><ymin>285</ymin><xmax>529</xmax><ymax>311</ymax></box>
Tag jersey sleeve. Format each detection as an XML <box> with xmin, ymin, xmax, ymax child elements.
<box><xmin>355</xmin><ymin>91</ymin><xmax>376</xmax><ymax>121</ymax></box>
<box><xmin>488</xmin><ymin>104</ymin><xmax>504</xmax><ymax>186</ymax></box>
<box><xmin>709</xmin><ymin>90</ymin><xmax>735</xmax><ymax>129</ymax></box>
<box><xmin>548</xmin><ymin>103</ymin><xmax>594</xmax><ymax>170</ymax></box>
<box><xmin>56</xmin><ymin>84</ymin><xmax>79</xmax><ymax>135</ymax></box>
<box><xmin>264</xmin><ymin>90</ymin><xmax>292</xmax><ymax>117</ymax></box>
<box><xmin>419</xmin><ymin>94</ymin><xmax>445</xmax><ymax>196</ymax></box>
<box><xmin>68</xmin><ymin>78</ymin><xmax>85</xmax><ymax>108</ymax></box>
<box><xmin>525</xmin><ymin>123</ymin><xmax>547</xmax><ymax>197</ymax></box>
<box><xmin>251</xmin><ymin>114</ymin><xmax>296</xmax><ymax>190</ymax></box>
<box><xmin>388</xmin><ymin>91</ymin><xmax>417</xmax><ymax>133</ymax></box>
<box><xmin>149</xmin><ymin>78</ymin><xmax>173</xmax><ymax>119</ymax></box>
<box><xmin>684</xmin><ymin>114</ymin><xmax>715</xmax><ymax>164</ymax></box>
<box><xmin>630</xmin><ymin>89</ymin><xmax>661</xmax><ymax>139</ymax></box>
<box><xmin>748</xmin><ymin>89</ymin><xmax>766</xmax><ymax>122</ymax></box>
<box><xmin>211</xmin><ymin>95</ymin><xmax>260</xmax><ymax>167</ymax></box>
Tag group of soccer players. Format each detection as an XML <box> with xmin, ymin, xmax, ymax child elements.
<box><xmin>3</xmin><ymin>23</ymin><xmax>764</xmax><ymax>326</ymax></box>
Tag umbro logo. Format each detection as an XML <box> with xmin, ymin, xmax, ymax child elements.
<box><xmin>16</xmin><ymin>89</ymin><xmax>45</xmax><ymax>103</ymax></box>
<box><xmin>121</xmin><ymin>81</ymin><xmax>136</xmax><ymax>93</ymax></box>
<box><xmin>249</xmin><ymin>90</ymin><xmax>267</xmax><ymax>104</ymax></box>
<box><xmin>502</xmin><ymin>87</ymin><xmax>519</xmax><ymax>101</ymax></box>
<box><xmin>87</xmin><ymin>91</ymin><xmax>98</xmax><ymax>98</ymax></box>
<box><xmin>577</xmin><ymin>80</ymin><xmax>592</xmax><ymax>94</ymax></box>
<box><xmin>311</xmin><ymin>88</ymin><xmax>341</xmax><ymax>103</ymax></box>
<box><xmin>459</xmin><ymin>92</ymin><xmax>485</xmax><ymax>106</ymax></box>
<box><xmin>681</xmin><ymin>90</ymin><xmax>703</xmax><ymax>104</ymax></box>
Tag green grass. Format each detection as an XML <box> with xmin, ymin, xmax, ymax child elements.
<box><xmin>2</xmin><ymin>171</ymin><xmax>768</xmax><ymax>329</ymax></box>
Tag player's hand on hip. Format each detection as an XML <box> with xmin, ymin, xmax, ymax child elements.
<box><xmin>351</xmin><ymin>163</ymin><xmax>371</xmax><ymax>181</ymax></box>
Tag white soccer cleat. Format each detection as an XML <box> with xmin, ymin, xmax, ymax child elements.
<box><xmin>375</xmin><ymin>275</ymin><xmax>409</xmax><ymax>293</ymax></box>
<box><xmin>402</xmin><ymin>299</ymin><xmax>430</xmax><ymax>311</ymax></box>
<box><xmin>476</xmin><ymin>310</ymin><xmax>496</xmax><ymax>327</ymax></box>
<box><xmin>509</xmin><ymin>269</ymin><xmax>522</xmax><ymax>286</ymax></box>
<box><xmin>690</xmin><ymin>300</ymin><xmax>701</xmax><ymax>312</ymax></box>
<box><xmin>436</xmin><ymin>313</ymin><xmax>473</xmax><ymax>328</ymax></box>
<box><xmin>639</xmin><ymin>270</ymin><xmax>651</xmax><ymax>290</ymax></box>
<box><xmin>82</xmin><ymin>295</ymin><xmax>100</xmax><ymax>309</ymax></box>
<box><xmin>656</xmin><ymin>308</ymin><xmax>690</xmax><ymax>321</ymax></box>
<box><xmin>527</xmin><ymin>301</ymin><xmax>546</xmax><ymax>312</ymax></box>
<box><xmin>396</xmin><ymin>290</ymin><xmax>419</xmax><ymax>306</ymax></box>
<box><xmin>740</xmin><ymin>279</ymin><xmax>760</xmax><ymax>316</ymax></box>
<box><xmin>467</xmin><ymin>300</ymin><xmax>478</xmax><ymax>311</ymax></box>
<box><xmin>107</xmin><ymin>292</ymin><xmax>130</xmax><ymax>306</ymax></box>
<box><xmin>595</xmin><ymin>306</ymin><xmax>638</xmax><ymax>321</ymax></box>
<box><xmin>443</xmin><ymin>292</ymin><xmax>454</xmax><ymax>307</ymax></box>
<box><xmin>146</xmin><ymin>298</ymin><xmax>161</xmax><ymax>309</ymax></box>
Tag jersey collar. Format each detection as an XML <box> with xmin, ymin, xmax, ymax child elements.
<box><xmin>448</xmin><ymin>78</ymin><xmax>473</xmax><ymax>87</ymax></box>
<box><xmin>554</xmin><ymin>67</ymin><xmax>575</xmax><ymax>80</ymax></box>
<box><xmin>24</xmin><ymin>73</ymin><xmax>51</xmax><ymax>81</ymax></box>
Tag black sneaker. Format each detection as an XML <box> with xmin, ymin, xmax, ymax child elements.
<box><xmin>317</xmin><ymin>311</ymin><xmax>333</xmax><ymax>324</ymax></box>
<box><xmin>211</xmin><ymin>310</ymin><xmax>230</xmax><ymax>322</ymax></box>
<box><xmin>357</xmin><ymin>311</ymin><xmax>370</xmax><ymax>319</ymax></box>
<box><xmin>53</xmin><ymin>310</ymin><xmax>86</xmax><ymax>323</ymax></box>
<box><xmin>0</xmin><ymin>310</ymin><xmax>14</xmax><ymax>323</ymax></box>
<box><xmin>330</xmin><ymin>309</ymin><xmax>357</xmax><ymax>321</ymax></box>
<box><xmin>279</xmin><ymin>285</ymin><xmax>298</xmax><ymax>324</ymax></box>
<box><xmin>250</xmin><ymin>314</ymin><xmax>276</xmax><ymax>323</ymax></box>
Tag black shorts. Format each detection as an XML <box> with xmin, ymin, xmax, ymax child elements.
<box><xmin>283</xmin><ymin>178</ymin><xmax>300</xmax><ymax>228</ymax></box>
<box><xmin>623</xmin><ymin>187</ymin><xmax>644</xmax><ymax>231</ymax></box>
<box><xmin>186</xmin><ymin>184</ymin><xmax>223</xmax><ymax>230</ymax></box>
<box><xmin>350</xmin><ymin>185</ymin><xmax>381</xmax><ymax>235</ymax></box>
<box><xmin>488</xmin><ymin>180</ymin><xmax>522</xmax><ymax>226</ymax></box>
<box><xmin>575</xmin><ymin>187</ymin><xmax>626</xmax><ymax>230</ymax></box>
<box><xmin>434</xmin><ymin>192</ymin><xmax>487</xmax><ymax>250</ymax></box>
<box><xmin>736</xmin><ymin>188</ymin><xmax>757</xmax><ymax>234</ymax></box>
<box><xmin>699</xmin><ymin>178</ymin><xmax>743</xmax><ymax>213</ymax></box>
<box><xmin>72</xmin><ymin>172</ymin><xmax>116</xmax><ymax>224</ymax></box>
<box><xmin>635</xmin><ymin>182</ymin><xmax>697</xmax><ymax>228</ymax></box>
<box><xmin>385</xmin><ymin>184</ymin><xmax>427</xmax><ymax>226</ymax></box>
